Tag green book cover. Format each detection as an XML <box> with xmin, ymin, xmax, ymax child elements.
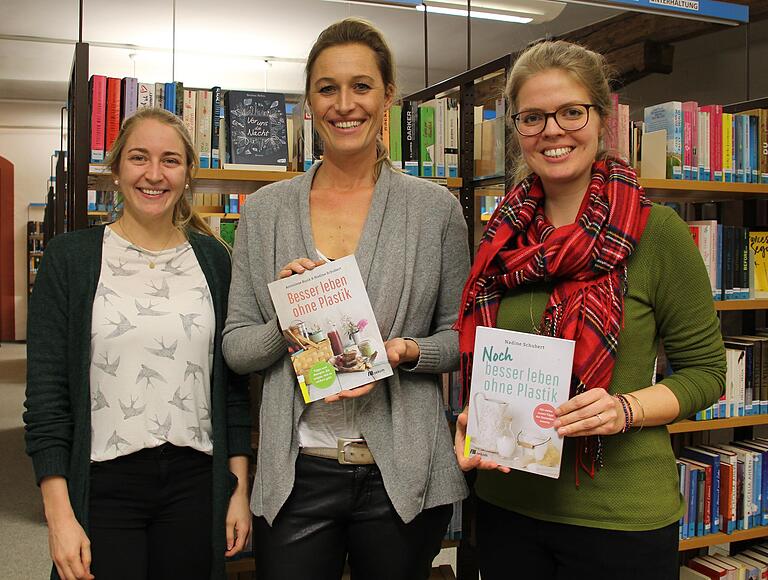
<box><xmin>389</xmin><ymin>105</ymin><xmax>402</xmax><ymax>169</ymax></box>
<box><xmin>419</xmin><ymin>105</ymin><xmax>435</xmax><ymax>177</ymax></box>
<box><xmin>220</xmin><ymin>222</ymin><xmax>236</xmax><ymax>248</ymax></box>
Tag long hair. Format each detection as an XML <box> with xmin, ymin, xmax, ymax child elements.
<box><xmin>304</xmin><ymin>18</ymin><xmax>396</xmax><ymax>180</ymax></box>
<box><xmin>105</xmin><ymin>107</ymin><xmax>225</xmax><ymax>246</ymax></box>
<box><xmin>506</xmin><ymin>40</ymin><xmax>616</xmax><ymax>184</ymax></box>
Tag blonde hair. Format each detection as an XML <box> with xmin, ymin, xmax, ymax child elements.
<box><xmin>106</xmin><ymin>107</ymin><xmax>222</xmax><ymax>244</ymax></box>
<box><xmin>304</xmin><ymin>18</ymin><xmax>396</xmax><ymax>180</ymax></box>
<box><xmin>505</xmin><ymin>40</ymin><xmax>616</xmax><ymax>184</ymax></box>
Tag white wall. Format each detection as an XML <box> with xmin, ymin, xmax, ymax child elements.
<box><xmin>0</xmin><ymin>101</ymin><xmax>64</xmax><ymax>340</ymax></box>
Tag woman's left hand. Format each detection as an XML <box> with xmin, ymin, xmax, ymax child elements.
<box><xmin>554</xmin><ymin>389</ymin><xmax>624</xmax><ymax>437</ymax></box>
<box><xmin>384</xmin><ymin>338</ymin><xmax>420</xmax><ymax>368</ymax></box>
<box><xmin>324</xmin><ymin>382</ymin><xmax>378</xmax><ymax>403</ymax></box>
<box><xmin>224</xmin><ymin>490</ymin><xmax>252</xmax><ymax>557</ymax></box>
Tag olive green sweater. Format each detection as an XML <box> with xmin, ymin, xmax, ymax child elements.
<box><xmin>476</xmin><ymin>204</ymin><xmax>726</xmax><ymax>531</ymax></box>
<box><xmin>23</xmin><ymin>225</ymin><xmax>251</xmax><ymax>579</ymax></box>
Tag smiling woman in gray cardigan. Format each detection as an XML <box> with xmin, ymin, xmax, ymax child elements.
<box><xmin>223</xmin><ymin>159</ymin><xmax>470</xmax><ymax>576</ymax></box>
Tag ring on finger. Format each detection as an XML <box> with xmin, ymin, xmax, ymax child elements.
<box><xmin>595</xmin><ymin>412</ymin><xmax>602</xmax><ymax>424</ymax></box>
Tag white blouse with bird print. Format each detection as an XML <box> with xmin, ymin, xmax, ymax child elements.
<box><xmin>89</xmin><ymin>226</ymin><xmax>215</xmax><ymax>461</ymax></box>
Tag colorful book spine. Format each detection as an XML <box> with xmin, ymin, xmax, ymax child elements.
<box><xmin>381</xmin><ymin>109</ymin><xmax>390</xmax><ymax>159</ymax></box>
<box><xmin>105</xmin><ymin>77</ymin><xmax>122</xmax><ymax>155</ymax></box>
<box><xmin>701</xmin><ymin>105</ymin><xmax>723</xmax><ymax>181</ymax></box>
<box><xmin>389</xmin><ymin>105</ymin><xmax>402</xmax><ymax>171</ymax></box>
<box><xmin>723</xmin><ymin>112</ymin><xmax>733</xmax><ymax>182</ymax></box>
<box><xmin>751</xmin><ymin>115</ymin><xmax>760</xmax><ymax>183</ymax></box>
<box><xmin>303</xmin><ymin>107</ymin><xmax>313</xmax><ymax>171</ymax></box>
<box><xmin>164</xmin><ymin>82</ymin><xmax>175</xmax><ymax>114</ymax></box>
<box><xmin>89</xmin><ymin>75</ymin><xmax>107</xmax><ymax>163</ymax></box>
<box><xmin>419</xmin><ymin>103</ymin><xmax>435</xmax><ymax>177</ymax></box>
<box><xmin>446</xmin><ymin>98</ymin><xmax>459</xmax><ymax>178</ymax></box>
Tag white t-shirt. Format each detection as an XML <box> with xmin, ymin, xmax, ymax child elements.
<box><xmin>89</xmin><ymin>226</ymin><xmax>215</xmax><ymax>461</ymax></box>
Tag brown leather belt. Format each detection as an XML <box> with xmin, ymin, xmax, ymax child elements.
<box><xmin>300</xmin><ymin>438</ymin><xmax>375</xmax><ymax>465</ymax></box>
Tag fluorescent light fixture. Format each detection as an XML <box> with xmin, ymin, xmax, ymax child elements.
<box><xmin>416</xmin><ymin>3</ymin><xmax>533</xmax><ymax>22</ymax></box>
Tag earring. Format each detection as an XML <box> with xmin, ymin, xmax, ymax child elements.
<box><xmin>185</xmin><ymin>183</ymin><xmax>190</xmax><ymax>189</ymax></box>
<box><xmin>114</xmin><ymin>179</ymin><xmax>119</xmax><ymax>186</ymax></box>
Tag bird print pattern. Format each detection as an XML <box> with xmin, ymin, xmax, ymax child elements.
<box><xmin>89</xmin><ymin>225</ymin><xmax>215</xmax><ymax>462</ymax></box>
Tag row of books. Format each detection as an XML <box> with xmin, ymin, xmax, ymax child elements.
<box><xmin>202</xmin><ymin>216</ymin><xmax>237</xmax><ymax>248</ymax></box>
<box><xmin>677</xmin><ymin>439</ymin><xmax>768</xmax><ymax>541</ymax></box>
<box><xmin>629</xmin><ymin>99</ymin><xmax>767</xmax><ymax>183</ymax></box>
<box><xmin>88</xmin><ymin>75</ymin><xmax>292</xmax><ymax>171</ymax></box>
<box><xmin>87</xmin><ymin>189</ymin><xmax>250</xmax><ymax>216</ymax></box>
<box><xmin>681</xmin><ymin>546</ymin><xmax>768</xmax><ymax>579</ymax></box>
<box><xmin>687</xmin><ymin>223</ymin><xmax>768</xmax><ymax>302</ymax></box>
<box><xmin>692</xmin><ymin>334</ymin><xmax>768</xmax><ymax>421</ymax></box>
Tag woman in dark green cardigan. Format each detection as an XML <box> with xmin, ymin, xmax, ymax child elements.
<box><xmin>24</xmin><ymin>108</ymin><xmax>251</xmax><ymax>580</ymax></box>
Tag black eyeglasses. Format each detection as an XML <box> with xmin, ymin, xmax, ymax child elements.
<box><xmin>511</xmin><ymin>104</ymin><xmax>597</xmax><ymax>136</ymax></box>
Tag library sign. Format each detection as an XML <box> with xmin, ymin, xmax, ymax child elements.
<box><xmin>368</xmin><ymin>0</ymin><xmax>748</xmax><ymax>25</ymax></box>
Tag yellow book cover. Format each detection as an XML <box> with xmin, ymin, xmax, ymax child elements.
<box><xmin>749</xmin><ymin>230</ymin><xmax>768</xmax><ymax>298</ymax></box>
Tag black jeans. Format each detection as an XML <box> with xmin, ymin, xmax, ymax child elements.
<box><xmin>253</xmin><ymin>454</ymin><xmax>453</xmax><ymax>580</ymax></box>
<box><xmin>88</xmin><ymin>444</ymin><xmax>213</xmax><ymax>580</ymax></box>
<box><xmin>476</xmin><ymin>498</ymin><xmax>679</xmax><ymax>580</ymax></box>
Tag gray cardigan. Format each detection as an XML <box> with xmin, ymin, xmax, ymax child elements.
<box><xmin>222</xmin><ymin>163</ymin><xmax>470</xmax><ymax>524</ymax></box>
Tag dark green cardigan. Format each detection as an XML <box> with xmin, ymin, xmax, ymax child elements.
<box><xmin>23</xmin><ymin>225</ymin><xmax>251</xmax><ymax>580</ymax></box>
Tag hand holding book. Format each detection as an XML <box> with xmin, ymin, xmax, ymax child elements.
<box><xmin>278</xmin><ymin>258</ymin><xmax>326</xmax><ymax>279</ymax></box>
<box><xmin>553</xmin><ymin>389</ymin><xmax>626</xmax><ymax>437</ymax></box>
<box><xmin>454</xmin><ymin>408</ymin><xmax>511</xmax><ymax>474</ymax></box>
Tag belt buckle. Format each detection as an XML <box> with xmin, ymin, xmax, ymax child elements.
<box><xmin>337</xmin><ymin>438</ymin><xmax>367</xmax><ymax>465</ymax></box>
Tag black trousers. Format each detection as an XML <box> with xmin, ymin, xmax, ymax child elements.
<box><xmin>88</xmin><ymin>444</ymin><xmax>213</xmax><ymax>580</ymax></box>
<box><xmin>476</xmin><ymin>499</ymin><xmax>679</xmax><ymax>580</ymax></box>
<box><xmin>253</xmin><ymin>454</ymin><xmax>453</xmax><ymax>580</ymax></box>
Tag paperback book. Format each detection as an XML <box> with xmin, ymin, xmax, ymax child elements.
<box><xmin>267</xmin><ymin>255</ymin><xmax>393</xmax><ymax>403</ymax></box>
<box><xmin>465</xmin><ymin>327</ymin><xmax>574</xmax><ymax>479</ymax></box>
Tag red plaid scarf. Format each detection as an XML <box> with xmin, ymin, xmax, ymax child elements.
<box><xmin>457</xmin><ymin>158</ymin><xmax>651</xmax><ymax>480</ymax></box>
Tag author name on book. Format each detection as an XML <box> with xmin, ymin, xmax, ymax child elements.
<box><xmin>481</xmin><ymin>345</ymin><xmax>560</xmax><ymax>402</ymax></box>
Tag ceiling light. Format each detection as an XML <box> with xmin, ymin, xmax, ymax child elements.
<box><xmin>416</xmin><ymin>4</ymin><xmax>533</xmax><ymax>22</ymax></box>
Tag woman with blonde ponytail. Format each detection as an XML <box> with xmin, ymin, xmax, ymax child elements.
<box><xmin>25</xmin><ymin>106</ymin><xmax>251</xmax><ymax>580</ymax></box>
<box><xmin>223</xmin><ymin>18</ymin><xmax>470</xmax><ymax>580</ymax></box>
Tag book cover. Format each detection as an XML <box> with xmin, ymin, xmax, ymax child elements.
<box><xmin>465</xmin><ymin>327</ymin><xmax>574</xmax><ymax>479</ymax></box>
<box><xmin>267</xmin><ymin>255</ymin><xmax>393</xmax><ymax>404</ymax></box>
<box><xmin>225</xmin><ymin>91</ymin><xmax>288</xmax><ymax>169</ymax></box>
<box><xmin>643</xmin><ymin>101</ymin><xmax>683</xmax><ymax>179</ymax></box>
<box><xmin>749</xmin><ymin>231</ymin><xmax>768</xmax><ymax>299</ymax></box>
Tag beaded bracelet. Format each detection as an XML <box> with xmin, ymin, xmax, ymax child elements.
<box><xmin>613</xmin><ymin>394</ymin><xmax>632</xmax><ymax>434</ymax></box>
<box><xmin>624</xmin><ymin>392</ymin><xmax>645</xmax><ymax>431</ymax></box>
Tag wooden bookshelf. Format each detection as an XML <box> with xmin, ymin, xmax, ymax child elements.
<box><xmin>668</xmin><ymin>415</ymin><xmax>768</xmax><ymax>434</ymax></box>
<box><xmin>715</xmin><ymin>300</ymin><xmax>768</xmax><ymax>311</ymax></box>
<box><xmin>639</xmin><ymin>179</ymin><xmax>768</xmax><ymax>201</ymax></box>
<box><xmin>679</xmin><ymin>525</ymin><xmax>768</xmax><ymax>551</ymax></box>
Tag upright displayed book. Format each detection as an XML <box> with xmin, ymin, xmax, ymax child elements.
<box><xmin>224</xmin><ymin>90</ymin><xmax>288</xmax><ymax>171</ymax></box>
<box><xmin>644</xmin><ymin>101</ymin><xmax>683</xmax><ymax>180</ymax></box>
<box><xmin>267</xmin><ymin>256</ymin><xmax>393</xmax><ymax>403</ymax></box>
<box><xmin>465</xmin><ymin>327</ymin><xmax>574</xmax><ymax>479</ymax></box>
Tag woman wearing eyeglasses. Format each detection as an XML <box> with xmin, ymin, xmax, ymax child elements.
<box><xmin>453</xmin><ymin>41</ymin><xmax>725</xmax><ymax>579</ymax></box>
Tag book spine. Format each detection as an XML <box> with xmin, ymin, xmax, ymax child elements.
<box><xmin>89</xmin><ymin>75</ymin><xmax>107</xmax><ymax>163</ymax></box>
<box><xmin>210</xmin><ymin>87</ymin><xmax>221</xmax><ymax>169</ymax></box>
<box><xmin>751</xmin><ymin>115</ymin><xmax>760</xmax><ymax>183</ymax></box>
<box><xmin>182</xmin><ymin>89</ymin><xmax>196</xmax><ymax>144</ymax></box>
<box><xmin>196</xmin><ymin>90</ymin><xmax>212</xmax><ymax>169</ymax></box>
<box><xmin>446</xmin><ymin>98</ymin><xmax>459</xmax><ymax>178</ymax></box>
<box><xmin>723</xmin><ymin>113</ymin><xmax>733</xmax><ymax>182</ymax></box>
<box><xmin>683</xmin><ymin>103</ymin><xmax>693</xmax><ymax>180</ymax></box>
<box><xmin>389</xmin><ymin>105</ymin><xmax>402</xmax><ymax>170</ymax></box>
<box><xmin>435</xmin><ymin>98</ymin><xmax>446</xmax><ymax>178</ymax></box>
<box><xmin>175</xmin><ymin>82</ymin><xmax>184</xmax><ymax>117</ymax></box>
<box><xmin>303</xmin><ymin>108</ymin><xmax>313</xmax><ymax>171</ymax></box>
<box><xmin>419</xmin><ymin>104</ymin><xmax>435</xmax><ymax>177</ymax></box>
<box><xmin>105</xmin><ymin>77</ymin><xmax>122</xmax><ymax>155</ymax></box>
<box><xmin>760</xmin><ymin>110</ymin><xmax>768</xmax><ymax>184</ymax></box>
<box><xmin>137</xmin><ymin>82</ymin><xmax>154</xmax><ymax>109</ymax></box>
<box><xmin>402</xmin><ymin>101</ymin><xmax>419</xmax><ymax>176</ymax></box>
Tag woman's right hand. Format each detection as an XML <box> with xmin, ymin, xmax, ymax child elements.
<box><xmin>48</xmin><ymin>515</ymin><xmax>93</xmax><ymax>580</ymax></box>
<box><xmin>454</xmin><ymin>408</ymin><xmax>510</xmax><ymax>473</ymax></box>
<box><xmin>277</xmin><ymin>258</ymin><xmax>326</xmax><ymax>280</ymax></box>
